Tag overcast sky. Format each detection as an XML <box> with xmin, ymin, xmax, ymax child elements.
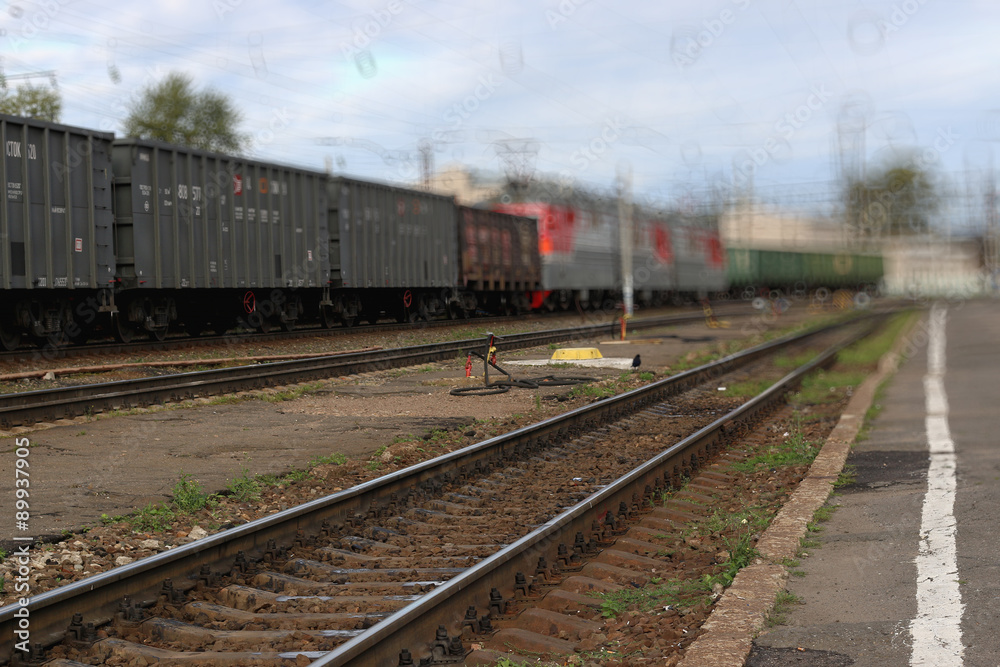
<box><xmin>3</xmin><ymin>0</ymin><xmax>997</xmax><ymax>217</ymax></box>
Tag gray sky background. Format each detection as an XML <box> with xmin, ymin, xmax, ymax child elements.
<box><xmin>3</xmin><ymin>0</ymin><xmax>996</xmax><ymax>223</ymax></box>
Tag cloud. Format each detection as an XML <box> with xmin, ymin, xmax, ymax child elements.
<box><xmin>0</xmin><ymin>0</ymin><xmax>993</xmax><ymax>205</ymax></box>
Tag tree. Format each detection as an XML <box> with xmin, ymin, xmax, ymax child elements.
<box><xmin>0</xmin><ymin>82</ymin><xmax>62</xmax><ymax>122</ymax></box>
<box><xmin>122</xmin><ymin>72</ymin><xmax>249</xmax><ymax>153</ymax></box>
<box><xmin>846</xmin><ymin>162</ymin><xmax>939</xmax><ymax>242</ymax></box>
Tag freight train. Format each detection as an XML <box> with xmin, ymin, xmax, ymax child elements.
<box><xmin>0</xmin><ymin>112</ymin><xmax>881</xmax><ymax>351</ymax></box>
<box><xmin>0</xmin><ymin>113</ymin><xmax>550</xmax><ymax>349</ymax></box>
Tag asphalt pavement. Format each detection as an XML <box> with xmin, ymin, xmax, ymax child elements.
<box><xmin>750</xmin><ymin>299</ymin><xmax>1000</xmax><ymax>667</ymax></box>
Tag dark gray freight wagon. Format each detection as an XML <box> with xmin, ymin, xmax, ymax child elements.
<box><xmin>326</xmin><ymin>177</ymin><xmax>460</xmax><ymax>323</ymax></box>
<box><xmin>0</xmin><ymin>115</ymin><xmax>116</xmax><ymax>350</ymax></box>
<box><xmin>457</xmin><ymin>206</ymin><xmax>540</xmax><ymax>313</ymax></box>
<box><xmin>112</xmin><ymin>139</ymin><xmax>330</xmax><ymax>339</ymax></box>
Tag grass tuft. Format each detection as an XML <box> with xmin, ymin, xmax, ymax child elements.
<box><xmin>310</xmin><ymin>452</ymin><xmax>347</xmax><ymax>467</ymax></box>
<box><xmin>171</xmin><ymin>473</ymin><xmax>213</xmax><ymax>513</ymax></box>
<box><xmin>834</xmin><ymin>464</ymin><xmax>857</xmax><ymax>488</ymax></box>
<box><xmin>592</xmin><ymin>577</ymin><xmax>712</xmax><ymax>619</ymax></box>
<box><xmin>731</xmin><ymin>421</ymin><xmax>821</xmax><ymax>473</ymax></box>
<box><xmin>226</xmin><ymin>467</ymin><xmax>261</xmax><ymax>502</ymax></box>
<box><xmin>719</xmin><ymin>378</ymin><xmax>774</xmax><ymax>398</ymax></box>
<box><xmin>767</xmin><ymin>589</ymin><xmax>802</xmax><ymax>626</ymax></box>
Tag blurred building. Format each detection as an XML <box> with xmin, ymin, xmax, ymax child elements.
<box><xmin>722</xmin><ymin>199</ymin><xmax>988</xmax><ymax>296</ymax></box>
<box><xmin>881</xmin><ymin>236</ymin><xmax>986</xmax><ymax>297</ymax></box>
<box><xmin>719</xmin><ymin>200</ymin><xmax>848</xmax><ymax>251</ymax></box>
<box><xmin>426</xmin><ymin>164</ymin><xmax>503</xmax><ymax>205</ymax></box>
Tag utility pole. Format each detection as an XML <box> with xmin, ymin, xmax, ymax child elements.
<box><xmin>418</xmin><ymin>138</ymin><xmax>433</xmax><ymax>191</ymax></box>
<box><xmin>494</xmin><ymin>138</ymin><xmax>539</xmax><ymax>196</ymax></box>
<box><xmin>617</xmin><ymin>165</ymin><xmax>634</xmax><ymax>317</ymax></box>
<box><xmin>0</xmin><ymin>68</ymin><xmax>58</xmax><ymax>88</ymax></box>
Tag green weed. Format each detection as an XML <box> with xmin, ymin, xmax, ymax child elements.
<box><xmin>261</xmin><ymin>382</ymin><xmax>325</xmax><ymax>403</ymax></box>
<box><xmin>812</xmin><ymin>503</ymin><xmax>838</xmax><ymax>523</ymax></box>
<box><xmin>592</xmin><ymin>577</ymin><xmax>712</xmax><ymax>618</ymax></box>
<box><xmin>834</xmin><ymin>464</ymin><xmax>857</xmax><ymax>488</ymax></box>
<box><xmin>767</xmin><ymin>589</ymin><xmax>802</xmax><ymax>626</ymax></box>
<box><xmin>283</xmin><ymin>469</ymin><xmax>312</xmax><ymax>483</ymax></box>
<box><xmin>791</xmin><ymin>369</ymin><xmax>868</xmax><ymax>405</ymax></box>
<box><xmin>569</xmin><ymin>384</ymin><xmax>616</xmax><ymax>399</ymax></box>
<box><xmin>208</xmin><ymin>395</ymin><xmax>242</xmax><ymax>406</ymax></box>
<box><xmin>310</xmin><ymin>452</ymin><xmax>347</xmax><ymax>467</ymax></box>
<box><xmin>836</xmin><ymin>311</ymin><xmax>915</xmax><ymax>367</ymax></box>
<box><xmin>128</xmin><ymin>503</ymin><xmax>177</xmax><ymax>532</ymax></box>
<box><xmin>731</xmin><ymin>422</ymin><xmax>821</xmax><ymax>473</ymax></box>
<box><xmin>171</xmin><ymin>473</ymin><xmax>212</xmax><ymax>513</ymax></box>
<box><xmin>712</xmin><ymin>518</ymin><xmax>761</xmax><ymax>587</ymax></box>
<box><xmin>797</xmin><ymin>536</ymin><xmax>820</xmax><ymax>557</ymax></box>
<box><xmin>720</xmin><ymin>378</ymin><xmax>774</xmax><ymax>398</ymax></box>
<box><xmin>493</xmin><ymin>658</ymin><xmax>553</xmax><ymax>667</ymax></box>
<box><xmin>773</xmin><ymin>351</ymin><xmax>819</xmax><ymax>369</ymax></box>
<box><xmin>226</xmin><ymin>467</ymin><xmax>261</xmax><ymax>502</ymax></box>
<box><xmin>703</xmin><ymin>505</ymin><xmax>770</xmax><ymax>535</ymax></box>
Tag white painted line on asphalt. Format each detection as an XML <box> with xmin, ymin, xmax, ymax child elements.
<box><xmin>910</xmin><ymin>305</ymin><xmax>965</xmax><ymax>666</ymax></box>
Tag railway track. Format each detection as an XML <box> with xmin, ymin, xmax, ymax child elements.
<box><xmin>0</xmin><ymin>312</ymin><xmax>887</xmax><ymax>666</ymax></box>
<box><xmin>0</xmin><ymin>304</ymin><xmax>748</xmax><ymax>365</ymax></box>
<box><xmin>0</xmin><ymin>309</ymin><xmax>749</xmax><ymax>429</ymax></box>
<box><xmin>0</xmin><ymin>314</ymin><xmax>536</xmax><ymax>364</ymax></box>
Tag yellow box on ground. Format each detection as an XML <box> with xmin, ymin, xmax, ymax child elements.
<box><xmin>551</xmin><ymin>348</ymin><xmax>604</xmax><ymax>360</ymax></box>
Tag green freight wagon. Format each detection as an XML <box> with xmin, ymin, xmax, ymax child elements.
<box><xmin>726</xmin><ymin>248</ymin><xmax>883</xmax><ymax>293</ymax></box>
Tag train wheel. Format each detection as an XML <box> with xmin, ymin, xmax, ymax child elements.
<box><xmin>556</xmin><ymin>290</ymin><xmax>571</xmax><ymax>311</ymax></box>
<box><xmin>339</xmin><ymin>294</ymin><xmax>361</xmax><ymax>328</ymax></box>
<box><xmin>112</xmin><ymin>313</ymin><xmax>134</xmax><ymax>344</ymax></box>
<box><xmin>320</xmin><ymin>305</ymin><xmax>337</xmax><ymax>329</ymax></box>
<box><xmin>245</xmin><ymin>310</ymin><xmax>271</xmax><ymax>333</ymax></box>
<box><xmin>150</xmin><ymin>327</ymin><xmax>168</xmax><ymax>342</ymax></box>
<box><xmin>0</xmin><ymin>323</ymin><xmax>21</xmax><ymax>351</ymax></box>
<box><xmin>408</xmin><ymin>299</ymin><xmax>429</xmax><ymax>323</ymax></box>
<box><xmin>280</xmin><ymin>296</ymin><xmax>301</xmax><ymax>332</ymax></box>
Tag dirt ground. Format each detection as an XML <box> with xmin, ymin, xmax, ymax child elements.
<box><xmin>0</xmin><ymin>305</ymin><xmax>821</xmax><ymax>542</ymax></box>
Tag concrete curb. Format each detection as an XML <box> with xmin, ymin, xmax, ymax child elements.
<box><xmin>678</xmin><ymin>313</ymin><xmax>920</xmax><ymax>667</ymax></box>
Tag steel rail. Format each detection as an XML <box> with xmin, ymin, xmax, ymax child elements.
<box><xmin>0</xmin><ymin>313</ymin><xmax>877</xmax><ymax>663</ymax></box>
<box><xmin>0</xmin><ymin>312</ymin><xmax>545</xmax><ymax>363</ymax></box>
<box><xmin>0</xmin><ymin>310</ymin><xmax>737</xmax><ymax>428</ymax></box>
